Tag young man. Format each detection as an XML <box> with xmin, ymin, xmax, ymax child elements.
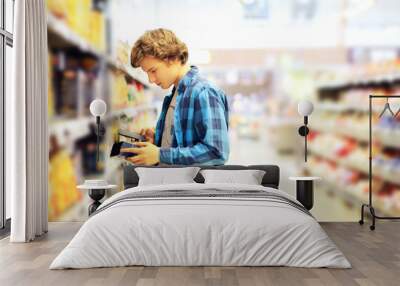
<box><xmin>121</xmin><ymin>28</ymin><xmax>229</xmax><ymax>165</ymax></box>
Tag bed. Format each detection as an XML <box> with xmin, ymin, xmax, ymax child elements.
<box><xmin>50</xmin><ymin>165</ymin><xmax>351</xmax><ymax>269</ymax></box>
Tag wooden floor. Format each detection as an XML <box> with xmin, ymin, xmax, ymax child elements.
<box><xmin>0</xmin><ymin>222</ymin><xmax>399</xmax><ymax>286</ymax></box>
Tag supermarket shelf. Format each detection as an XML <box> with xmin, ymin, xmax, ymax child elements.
<box><xmin>107</xmin><ymin>60</ymin><xmax>150</xmax><ymax>87</ymax></box>
<box><xmin>311</xmin><ymin>122</ymin><xmax>369</xmax><ymax>143</ymax></box>
<box><xmin>308</xmin><ymin>144</ymin><xmax>400</xmax><ymax>186</ymax></box>
<box><xmin>47</xmin><ymin>13</ymin><xmax>104</xmax><ymax>57</ymax></box>
<box><xmin>49</xmin><ymin>116</ymin><xmax>93</xmax><ymax>141</ymax></box>
<box><xmin>47</xmin><ymin>13</ymin><xmax>153</xmax><ymax>88</ymax></box>
<box><xmin>309</xmin><ymin>144</ymin><xmax>368</xmax><ymax>173</ymax></box>
<box><xmin>304</xmin><ymin>164</ymin><xmax>400</xmax><ymax>217</ymax></box>
<box><xmin>108</xmin><ymin>102</ymin><xmax>159</xmax><ymax>119</ymax></box>
<box><xmin>316</xmin><ymin>72</ymin><xmax>400</xmax><ymax>90</ymax></box>
<box><xmin>315</xmin><ymin>102</ymin><xmax>382</xmax><ymax>114</ymax></box>
<box><xmin>49</xmin><ymin>103</ymin><xmax>159</xmax><ymax>142</ymax></box>
<box><xmin>311</xmin><ymin>121</ymin><xmax>400</xmax><ymax>149</ymax></box>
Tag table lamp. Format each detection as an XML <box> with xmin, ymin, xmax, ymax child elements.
<box><xmin>89</xmin><ymin>99</ymin><xmax>107</xmax><ymax>163</ymax></box>
<box><xmin>297</xmin><ymin>100</ymin><xmax>314</xmax><ymax>162</ymax></box>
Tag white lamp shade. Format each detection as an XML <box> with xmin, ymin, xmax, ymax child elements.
<box><xmin>90</xmin><ymin>99</ymin><xmax>107</xmax><ymax>116</ymax></box>
<box><xmin>298</xmin><ymin>100</ymin><xmax>314</xmax><ymax>116</ymax></box>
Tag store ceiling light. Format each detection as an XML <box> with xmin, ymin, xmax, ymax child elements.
<box><xmin>340</xmin><ymin>0</ymin><xmax>376</xmax><ymax>20</ymax></box>
<box><xmin>239</xmin><ymin>0</ymin><xmax>258</xmax><ymax>6</ymax></box>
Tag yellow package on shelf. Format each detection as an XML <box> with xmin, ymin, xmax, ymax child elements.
<box><xmin>46</xmin><ymin>0</ymin><xmax>67</xmax><ymax>19</ymax></box>
<box><xmin>48</xmin><ymin>150</ymin><xmax>82</xmax><ymax>221</ymax></box>
<box><xmin>111</xmin><ymin>71</ymin><xmax>129</xmax><ymax>109</ymax></box>
<box><xmin>65</xmin><ymin>0</ymin><xmax>91</xmax><ymax>41</ymax></box>
<box><xmin>89</xmin><ymin>10</ymin><xmax>106</xmax><ymax>52</ymax></box>
<box><xmin>89</xmin><ymin>10</ymin><xmax>98</xmax><ymax>49</ymax></box>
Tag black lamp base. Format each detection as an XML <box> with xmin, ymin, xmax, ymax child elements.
<box><xmin>88</xmin><ymin>189</ymin><xmax>106</xmax><ymax>215</ymax></box>
<box><xmin>296</xmin><ymin>180</ymin><xmax>314</xmax><ymax>210</ymax></box>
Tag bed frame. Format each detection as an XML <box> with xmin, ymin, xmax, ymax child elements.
<box><xmin>123</xmin><ymin>165</ymin><xmax>280</xmax><ymax>190</ymax></box>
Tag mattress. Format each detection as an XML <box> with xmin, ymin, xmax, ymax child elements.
<box><xmin>50</xmin><ymin>183</ymin><xmax>351</xmax><ymax>269</ymax></box>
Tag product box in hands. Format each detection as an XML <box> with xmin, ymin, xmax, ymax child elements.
<box><xmin>110</xmin><ymin>130</ymin><xmax>145</xmax><ymax>158</ymax></box>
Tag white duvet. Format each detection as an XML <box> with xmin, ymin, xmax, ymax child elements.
<box><xmin>50</xmin><ymin>183</ymin><xmax>351</xmax><ymax>269</ymax></box>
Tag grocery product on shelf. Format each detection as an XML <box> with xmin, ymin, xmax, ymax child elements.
<box><xmin>316</xmin><ymin>58</ymin><xmax>400</xmax><ymax>89</ymax></box>
<box><xmin>116</xmin><ymin>40</ymin><xmax>131</xmax><ymax>66</ymax></box>
<box><xmin>50</xmin><ymin>52</ymin><xmax>98</xmax><ymax>118</ymax></box>
<box><xmin>110</xmin><ymin>70</ymin><xmax>152</xmax><ymax>110</ymax></box>
<box><xmin>74</xmin><ymin>123</ymin><xmax>106</xmax><ymax>175</ymax></box>
<box><xmin>116</xmin><ymin>110</ymin><xmax>157</xmax><ymax>134</ymax></box>
<box><xmin>89</xmin><ymin>9</ymin><xmax>106</xmax><ymax>52</ymax></box>
<box><xmin>48</xmin><ymin>135</ymin><xmax>82</xmax><ymax>221</ymax></box>
<box><xmin>306</xmin><ymin>155</ymin><xmax>399</xmax><ymax>216</ymax></box>
<box><xmin>110</xmin><ymin>71</ymin><xmax>129</xmax><ymax>109</ymax></box>
<box><xmin>46</xmin><ymin>0</ymin><xmax>67</xmax><ymax>19</ymax></box>
<box><xmin>308</xmin><ymin>69</ymin><xmax>400</xmax><ymax>216</ymax></box>
<box><xmin>47</xmin><ymin>0</ymin><xmax>106</xmax><ymax>52</ymax></box>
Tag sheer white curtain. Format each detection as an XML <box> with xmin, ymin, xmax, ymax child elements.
<box><xmin>7</xmin><ymin>0</ymin><xmax>48</xmax><ymax>242</ymax></box>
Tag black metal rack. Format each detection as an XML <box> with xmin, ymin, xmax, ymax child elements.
<box><xmin>359</xmin><ymin>95</ymin><xmax>400</xmax><ymax>230</ymax></box>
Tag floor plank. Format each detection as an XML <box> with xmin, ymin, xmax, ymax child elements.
<box><xmin>0</xmin><ymin>222</ymin><xmax>399</xmax><ymax>286</ymax></box>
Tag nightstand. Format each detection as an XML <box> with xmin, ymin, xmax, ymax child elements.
<box><xmin>289</xmin><ymin>176</ymin><xmax>321</xmax><ymax>210</ymax></box>
<box><xmin>77</xmin><ymin>180</ymin><xmax>117</xmax><ymax>215</ymax></box>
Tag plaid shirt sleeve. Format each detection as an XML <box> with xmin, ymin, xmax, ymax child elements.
<box><xmin>159</xmin><ymin>88</ymin><xmax>230</xmax><ymax>165</ymax></box>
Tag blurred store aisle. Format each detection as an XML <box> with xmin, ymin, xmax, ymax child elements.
<box><xmin>228</xmin><ymin>124</ymin><xmax>359</xmax><ymax>222</ymax></box>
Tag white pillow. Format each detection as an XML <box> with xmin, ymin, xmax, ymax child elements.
<box><xmin>135</xmin><ymin>167</ymin><xmax>200</xmax><ymax>186</ymax></box>
<box><xmin>200</xmin><ymin>169</ymin><xmax>266</xmax><ymax>185</ymax></box>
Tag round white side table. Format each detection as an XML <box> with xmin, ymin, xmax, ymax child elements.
<box><xmin>77</xmin><ymin>182</ymin><xmax>117</xmax><ymax>215</ymax></box>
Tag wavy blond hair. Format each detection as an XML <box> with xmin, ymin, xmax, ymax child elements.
<box><xmin>130</xmin><ymin>28</ymin><xmax>189</xmax><ymax>68</ymax></box>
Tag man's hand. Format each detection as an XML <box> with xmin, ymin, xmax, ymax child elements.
<box><xmin>121</xmin><ymin>142</ymin><xmax>160</xmax><ymax>166</ymax></box>
<box><xmin>140</xmin><ymin>128</ymin><xmax>155</xmax><ymax>144</ymax></box>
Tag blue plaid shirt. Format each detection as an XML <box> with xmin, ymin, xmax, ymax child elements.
<box><xmin>155</xmin><ymin>66</ymin><xmax>230</xmax><ymax>165</ymax></box>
